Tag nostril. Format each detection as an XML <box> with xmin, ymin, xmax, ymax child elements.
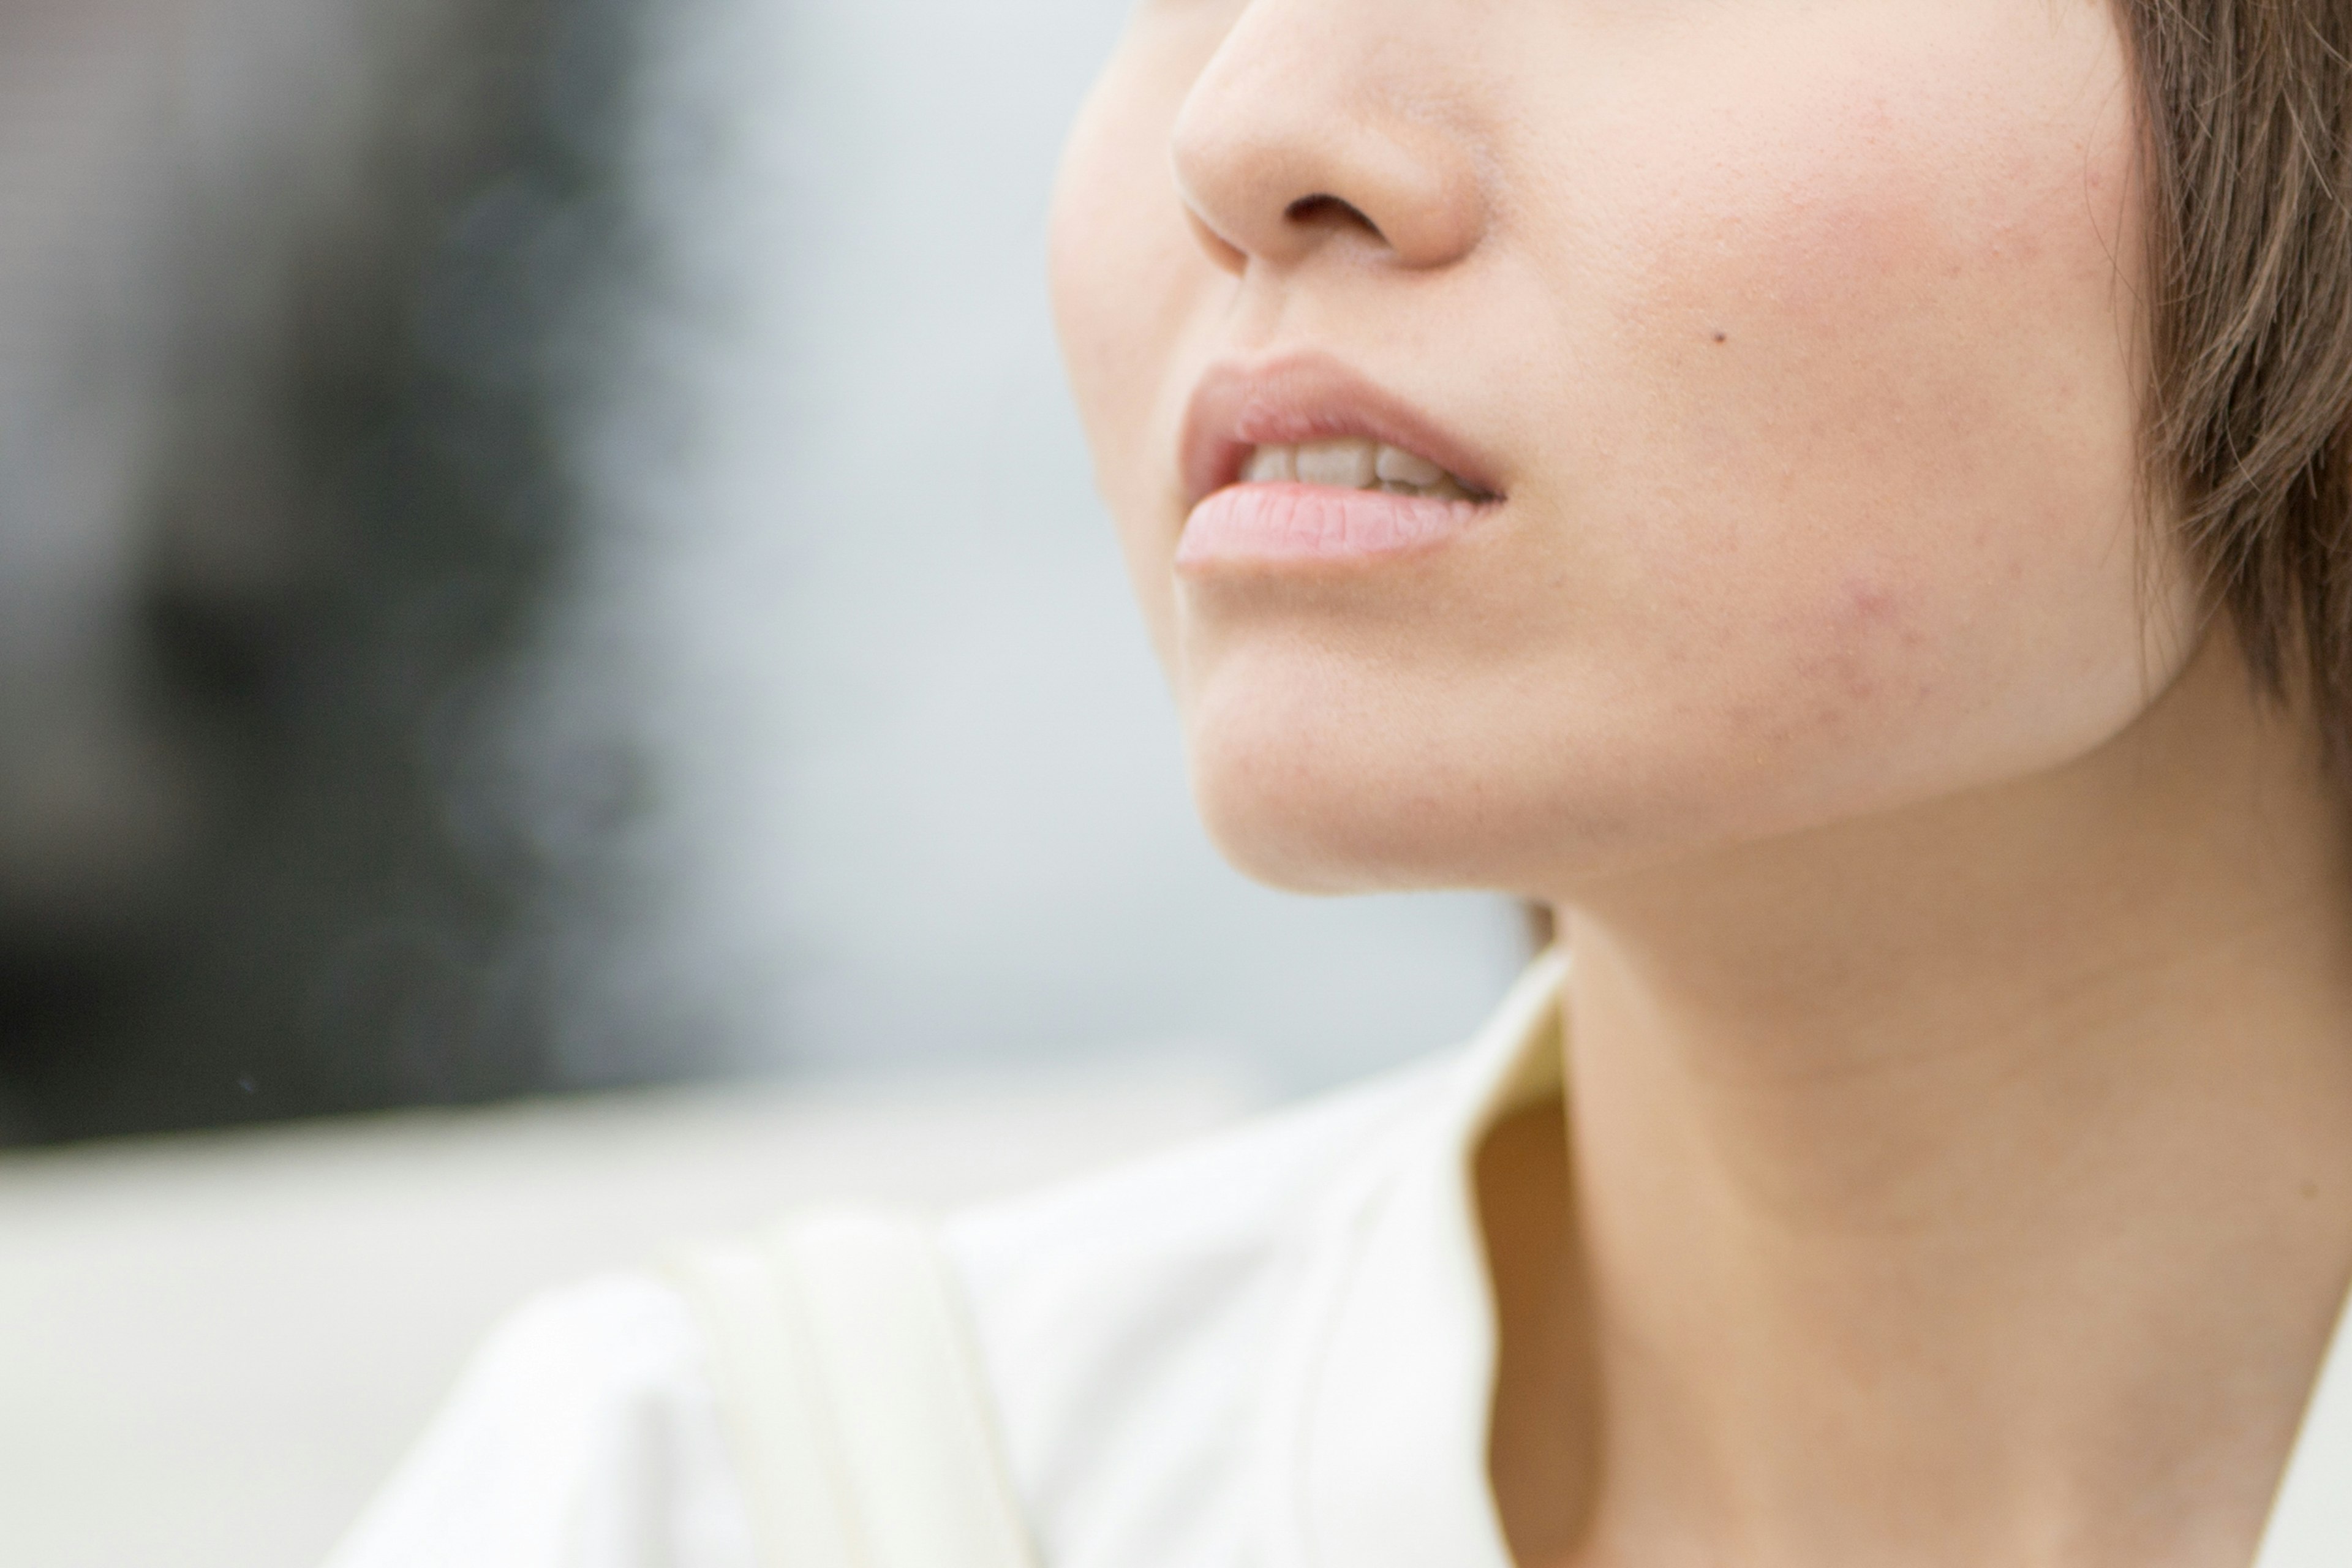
<box><xmin>1285</xmin><ymin>193</ymin><xmax>1382</xmax><ymax>239</ymax></box>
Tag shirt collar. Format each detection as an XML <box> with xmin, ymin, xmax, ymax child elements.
<box><xmin>2257</xmin><ymin>1272</ymin><xmax>2352</xmax><ymax>1561</ymax></box>
<box><xmin>1265</xmin><ymin>949</ymin><xmax>1567</xmax><ymax>1568</ymax></box>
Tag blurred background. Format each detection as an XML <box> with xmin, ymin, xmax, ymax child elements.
<box><xmin>0</xmin><ymin>0</ymin><xmax>1527</xmax><ymax>1562</ymax></box>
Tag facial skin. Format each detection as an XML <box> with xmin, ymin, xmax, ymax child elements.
<box><xmin>1051</xmin><ymin>0</ymin><xmax>2174</xmax><ymax>899</ymax></box>
<box><xmin>1056</xmin><ymin>7</ymin><xmax>2352</xmax><ymax>1565</ymax></box>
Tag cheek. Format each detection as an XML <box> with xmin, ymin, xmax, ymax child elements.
<box><xmin>1049</xmin><ymin>39</ymin><xmax>1221</xmax><ymax>675</ymax></box>
<box><xmin>1550</xmin><ymin>20</ymin><xmax>2163</xmax><ymax>805</ymax></box>
<box><xmin>1049</xmin><ymin>84</ymin><xmax>1193</xmax><ymax>510</ymax></box>
<box><xmin>1051</xmin><ymin>2</ymin><xmax>2179</xmax><ymax>893</ymax></box>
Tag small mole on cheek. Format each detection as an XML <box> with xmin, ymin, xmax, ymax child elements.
<box><xmin>1711</xmin><ymin>330</ymin><xmax>1728</xmax><ymax>344</ymax></box>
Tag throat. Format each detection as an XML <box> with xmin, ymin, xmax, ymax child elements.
<box><xmin>1475</xmin><ymin>941</ymin><xmax>2352</xmax><ymax>1568</ymax></box>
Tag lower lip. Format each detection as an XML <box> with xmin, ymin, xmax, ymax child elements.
<box><xmin>1174</xmin><ymin>483</ymin><xmax>1492</xmax><ymax>571</ymax></box>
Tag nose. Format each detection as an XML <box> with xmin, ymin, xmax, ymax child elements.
<box><xmin>1169</xmin><ymin>3</ymin><xmax>1488</xmax><ymax>277</ymax></box>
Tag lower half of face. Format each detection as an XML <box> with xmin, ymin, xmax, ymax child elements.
<box><xmin>1055</xmin><ymin>0</ymin><xmax>2182</xmax><ymax>899</ymax></box>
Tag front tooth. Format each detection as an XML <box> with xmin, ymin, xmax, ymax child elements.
<box><xmin>1296</xmin><ymin>438</ymin><xmax>1378</xmax><ymax>489</ymax></box>
<box><xmin>1374</xmin><ymin>445</ymin><xmax>1444</xmax><ymax>487</ymax></box>
<box><xmin>1243</xmin><ymin>445</ymin><xmax>1297</xmax><ymax>483</ymax></box>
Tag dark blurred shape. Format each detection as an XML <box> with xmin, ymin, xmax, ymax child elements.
<box><xmin>0</xmin><ymin>0</ymin><xmax>647</xmax><ymax>1142</ymax></box>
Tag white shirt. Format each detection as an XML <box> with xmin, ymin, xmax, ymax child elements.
<box><xmin>330</xmin><ymin>953</ymin><xmax>2352</xmax><ymax>1567</ymax></box>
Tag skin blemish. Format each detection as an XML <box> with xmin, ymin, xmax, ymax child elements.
<box><xmin>1712</xmin><ymin>330</ymin><xmax>1729</xmax><ymax>344</ymax></box>
<box><xmin>1846</xmin><ymin>578</ymin><xmax>1898</xmax><ymax>622</ymax></box>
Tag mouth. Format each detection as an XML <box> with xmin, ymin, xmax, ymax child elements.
<box><xmin>1235</xmin><ymin>437</ymin><xmax>1487</xmax><ymax>503</ymax></box>
<box><xmin>1174</xmin><ymin>352</ymin><xmax>1506</xmax><ymax>571</ymax></box>
<box><xmin>1178</xmin><ymin>352</ymin><xmax>1507</xmax><ymax>510</ymax></box>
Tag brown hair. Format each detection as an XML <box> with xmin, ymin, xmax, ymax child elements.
<box><xmin>2119</xmin><ymin>1</ymin><xmax>2352</xmax><ymax>763</ymax></box>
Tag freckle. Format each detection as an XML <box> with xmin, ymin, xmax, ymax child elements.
<box><xmin>2304</xmin><ymin>1180</ymin><xmax>2321</xmax><ymax>1200</ymax></box>
<box><xmin>1711</xmin><ymin>330</ymin><xmax>1729</xmax><ymax>344</ymax></box>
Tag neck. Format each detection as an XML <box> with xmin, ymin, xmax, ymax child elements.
<box><xmin>1513</xmin><ymin>637</ymin><xmax>2352</xmax><ymax>1567</ymax></box>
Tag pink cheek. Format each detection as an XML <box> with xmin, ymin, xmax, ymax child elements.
<box><xmin>1607</xmin><ymin>138</ymin><xmax>2089</xmax><ymax>679</ymax></box>
<box><xmin>1608</xmin><ymin>70</ymin><xmax>2089</xmax><ymax>399</ymax></box>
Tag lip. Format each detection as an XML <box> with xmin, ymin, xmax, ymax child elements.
<box><xmin>1176</xmin><ymin>483</ymin><xmax>1490</xmax><ymax>571</ymax></box>
<box><xmin>1177</xmin><ymin>351</ymin><xmax>1508</xmax><ymax>509</ymax></box>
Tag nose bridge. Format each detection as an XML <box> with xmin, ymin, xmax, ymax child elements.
<box><xmin>1170</xmin><ymin>0</ymin><xmax>1487</xmax><ymax>273</ymax></box>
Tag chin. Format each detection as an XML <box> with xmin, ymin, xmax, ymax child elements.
<box><xmin>1174</xmin><ymin>662</ymin><xmax>1456</xmax><ymax>893</ymax></box>
<box><xmin>1175</xmin><ymin>669</ymin><xmax>1985</xmax><ymax>905</ymax></box>
<box><xmin>1186</xmin><ymin>755</ymin><xmax>1458</xmax><ymax>897</ymax></box>
<box><xmin>1175</xmin><ymin>666</ymin><xmax>1626</xmax><ymax>898</ymax></box>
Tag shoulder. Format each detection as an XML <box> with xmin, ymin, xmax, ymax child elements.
<box><xmin>329</xmin><ymin>1046</ymin><xmax>1480</xmax><ymax>1568</ymax></box>
<box><xmin>942</xmin><ymin>1049</ymin><xmax>1473</xmax><ymax>1568</ymax></box>
<box><xmin>326</xmin><ymin>1273</ymin><xmax>758</xmax><ymax>1568</ymax></box>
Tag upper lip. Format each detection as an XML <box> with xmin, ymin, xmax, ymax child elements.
<box><xmin>1178</xmin><ymin>352</ymin><xmax>1507</xmax><ymax>507</ymax></box>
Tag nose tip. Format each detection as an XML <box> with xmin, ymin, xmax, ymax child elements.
<box><xmin>1169</xmin><ymin>49</ymin><xmax>1487</xmax><ymax>276</ymax></box>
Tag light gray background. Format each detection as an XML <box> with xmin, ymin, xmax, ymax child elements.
<box><xmin>0</xmin><ymin>8</ymin><xmax>1535</xmax><ymax>1559</ymax></box>
<box><xmin>531</xmin><ymin>0</ymin><xmax>1528</xmax><ymax>1092</ymax></box>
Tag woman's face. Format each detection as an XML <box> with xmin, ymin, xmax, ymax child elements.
<box><xmin>1051</xmin><ymin>0</ymin><xmax>2176</xmax><ymax>896</ymax></box>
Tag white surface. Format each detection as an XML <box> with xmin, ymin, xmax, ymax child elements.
<box><xmin>0</xmin><ymin>1065</ymin><xmax>1254</xmax><ymax>1568</ymax></box>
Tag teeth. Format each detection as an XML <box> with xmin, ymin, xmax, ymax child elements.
<box><xmin>1374</xmin><ymin>446</ymin><xmax>1444</xmax><ymax>487</ymax></box>
<box><xmin>1295</xmin><ymin>439</ymin><xmax>1378</xmax><ymax>489</ymax></box>
<box><xmin>1240</xmin><ymin>438</ymin><xmax>1479</xmax><ymax>500</ymax></box>
<box><xmin>1242</xmin><ymin>445</ymin><xmax>1295</xmax><ymax>483</ymax></box>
